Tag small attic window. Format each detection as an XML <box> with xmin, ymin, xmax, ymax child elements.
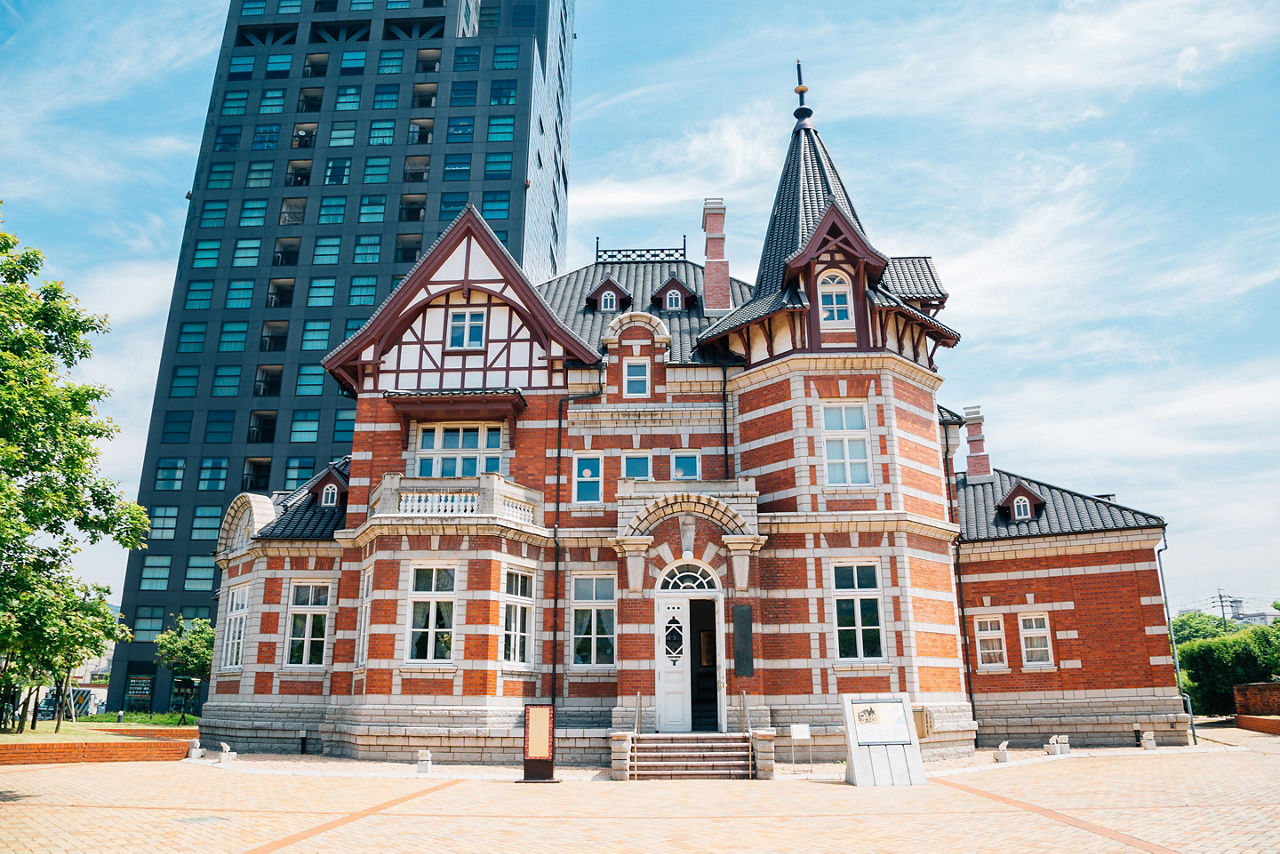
<box><xmin>665</xmin><ymin>289</ymin><xmax>682</xmax><ymax>311</ymax></box>
<box><xmin>818</xmin><ymin>269</ymin><xmax>853</xmax><ymax>325</ymax></box>
<box><xmin>320</xmin><ymin>483</ymin><xmax>339</xmax><ymax>507</ymax></box>
<box><xmin>600</xmin><ymin>290</ymin><xmax>617</xmax><ymax>312</ymax></box>
<box><xmin>1012</xmin><ymin>496</ymin><xmax>1032</xmax><ymax>521</ymax></box>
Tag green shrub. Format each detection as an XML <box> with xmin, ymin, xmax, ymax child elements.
<box><xmin>1179</xmin><ymin>625</ymin><xmax>1279</xmax><ymax>715</ymax></box>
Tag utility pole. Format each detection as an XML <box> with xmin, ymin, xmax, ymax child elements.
<box><xmin>1217</xmin><ymin>588</ymin><xmax>1229</xmax><ymax>631</ymax></box>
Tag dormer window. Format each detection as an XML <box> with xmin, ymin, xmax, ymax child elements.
<box><xmin>320</xmin><ymin>483</ymin><xmax>339</xmax><ymax>507</ymax></box>
<box><xmin>1012</xmin><ymin>496</ymin><xmax>1032</xmax><ymax>521</ymax></box>
<box><xmin>665</xmin><ymin>289</ymin><xmax>681</xmax><ymax>311</ymax></box>
<box><xmin>818</xmin><ymin>270</ymin><xmax>853</xmax><ymax>325</ymax></box>
<box><xmin>600</xmin><ymin>291</ymin><xmax>617</xmax><ymax>312</ymax></box>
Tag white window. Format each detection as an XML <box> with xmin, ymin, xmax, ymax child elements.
<box><xmin>833</xmin><ymin>564</ymin><xmax>883</xmax><ymax>659</ymax></box>
<box><xmin>321</xmin><ymin>483</ymin><xmax>339</xmax><ymax>507</ymax></box>
<box><xmin>622</xmin><ymin>454</ymin><xmax>651</xmax><ymax>480</ymax></box>
<box><xmin>823</xmin><ymin>404</ymin><xmax>871</xmax><ymax>486</ymax></box>
<box><xmin>408</xmin><ymin>567</ymin><xmax>455</xmax><ymax>661</ymax></box>
<box><xmin>599</xmin><ymin>290</ymin><xmax>616</xmax><ymax>311</ymax></box>
<box><xmin>220</xmin><ymin>584</ymin><xmax>249</xmax><ymax>669</ymax></box>
<box><xmin>287</xmin><ymin>583</ymin><xmax>329</xmax><ymax>666</ymax></box>
<box><xmin>572</xmin><ymin>576</ymin><xmax>615</xmax><ymax>666</ymax></box>
<box><xmin>623</xmin><ymin>359</ymin><xmax>649</xmax><ymax>398</ymax></box>
<box><xmin>574</xmin><ymin>455</ymin><xmax>602</xmax><ymax>503</ymax></box>
<box><xmin>671</xmin><ymin>453</ymin><xmax>699</xmax><ymax>481</ymax></box>
<box><xmin>447</xmin><ymin>308</ymin><xmax>485</xmax><ymax>349</ymax></box>
<box><xmin>974</xmin><ymin>616</ymin><xmax>1007</xmax><ymax>668</ymax></box>
<box><xmin>665</xmin><ymin>289</ymin><xmax>681</xmax><ymax>310</ymax></box>
<box><xmin>818</xmin><ymin>269</ymin><xmax>853</xmax><ymax>325</ymax></box>
<box><xmin>1012</xmin><ymin>496</ymin><xmax>1032</xmax><ymax>521</ymax></box>
<box><xmin>502</xmin><ymin>569</ymin><xmax>534</xmax><ymax>664</ymax></box>
<box><xmin>416</xmin><ymin>422</ymin><xmax>503</xmax><ymax>477</ymax></box>
<box><xmin>356</xmin><ymin>569</ymin><xmax>372</xmax><ymax>666</ymax></box>
<box><xmin>1020</xmin><ymin>614</ymin><xmax>1053</xmax><ymax>666</ymax></box>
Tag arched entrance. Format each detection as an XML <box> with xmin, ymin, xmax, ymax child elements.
<box><xmin>654</xmin><ymin>562</ymin><xmax>725</xmax><ymax>733</ymax></box>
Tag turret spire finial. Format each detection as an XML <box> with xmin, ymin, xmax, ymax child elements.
<box><xmin>793</xmin><ymin>60</ymin><xmax>813</xmax><ymax>122</ymax></box>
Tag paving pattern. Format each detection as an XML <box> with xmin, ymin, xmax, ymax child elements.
<box><xmin>0</xmin><ymin>733</ymin><xmax>1276</xmax><ymax>852</ymax></box>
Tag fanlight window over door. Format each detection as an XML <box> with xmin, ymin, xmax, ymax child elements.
<box><xmin>659</xmin><ymin>564</ymin><xmax>717</xmax><ymax>591</ymax></box>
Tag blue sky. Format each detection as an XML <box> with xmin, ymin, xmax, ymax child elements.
<box><xmin>1</xmin><ymin>0</ymin><xmax>1277</xmax><ymax>615</ymax></box>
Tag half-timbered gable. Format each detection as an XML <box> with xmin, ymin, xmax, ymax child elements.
<box><xmin>325</xmin><ymin>208</ymin><xmax>598</xmax><ymax>395</ymax></box>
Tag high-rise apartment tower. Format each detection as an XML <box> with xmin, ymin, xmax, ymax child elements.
<box><xmin>108</xmin><ymin>0</ymin><xmax>574</xmax><ymax>711</ymax></box>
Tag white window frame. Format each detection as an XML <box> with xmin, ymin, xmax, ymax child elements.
<box><xmin>665</xmin><ymin>289</ymin><xmax>681</xmax><ymax>310</ymax></box>
<box><xmin>320</xmin><ymin>483</ymin><xmax>339</xmax><ymax>506</ymax></box>
<box><xmin>502</xmin><ymin>568</ymin><xmax>534</xmax><ymax>665</ymax></box>
<box><xmin>817</xmin><ymin>269</ymin><xmax>854</xmax><ymax>326</ymax></box>
<box><xmin>446</xmin><ymin>307</ymin><xmax>486</xmax><ymax>349</ymax></box>
<box><xmin>974</xmin><ymin>616</ymin><xmax>1008</xmax><ymax>669</ymax></box>
<box><xmin>406</xmin><ymin>566</ymin><xmax>456</xmax><ymax>662</ymax></box>
<box><xmin>622</xmin><ymin>358</ymin><xmax>649</xmax><ymax>398</ymax></box>
<box><xmin>671</xmin><ymin>452</ymin><xmax>700</xmax><ymax>481</ymax></box>
<box><xmin>1019</xmin><ymin>613</ymin><xmax>1054</xmax><ymax>667</ymax></box>
<box><xmin>286</xmin><ymin>582</ymin><xmax>330</xmax><ymax>667</ymax></box>
<box><xmin>822</xmin><ymin>403</ymin><xmax>872</xmax><ymax>486</ymax></box>
<box><xmin>1012</xmin><ymin>496</ymin><xmax>1032</xmax><ymax>521</ymax></box>
<box><xmin>574</xmin><ymin>455</ymin><xmax>603</xmax><ymax>503</ymax></box>
<box><xmin>832</xmin><ymin>562</ymin><xmax>885</xmax><ymax>661</ymax></box>
<box><xmin>220</xmin><ymin>584</ymin><xmax>250</xmax><ymax>670</ymax></box>
<box><xmin>571</xmin><ymin>574</ymin><xmax>616</xmax><ymax>668</ymax></box>
<box><xmin>622</xmin><ymin>453</ymin><xmax>651</xmax><ymax>481</ymax></box>
<box><xmin>599</xmin><ymin>290</ymin><xmax>616</xmax><ymax>311</ymax></box>
<box><xmin>415</xmin><ymin>421</ymin><xmax>504</xmax><ymax>478</ymax></box>
<box><xmin>356</xmin><ymin>568</ymin><xmax>372</xmax><ymax>667</ymax></box>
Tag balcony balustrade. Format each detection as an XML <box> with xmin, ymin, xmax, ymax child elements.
<box><xmin>368</xmin><ymin>472</ymin><xmax>543</xmax><ymax>529</ymax></box>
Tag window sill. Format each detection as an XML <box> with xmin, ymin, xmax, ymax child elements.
<box><xmin>569</xmin><ymin>665</ymin><xmax>617</xmax><ymax>673</ymax></box>
<box><xmin>444</xmin><ymin>347</ymin><xmax>486</xmax><ymax>354</ymax></box>
<box><xmin>400</xmin><ymin>661</ymin><xmax>458</xmax><ymax>671</ymax></box>
<box><xmin>1021</xmin><ymin>664</ymin><xmax>1057</xmax><ymax>672</ymax></box>
<box><xmin>831</xmin><ymin>660</ymin><xmax>893</xmax><ymax>670</ymax></box>
<box><xmin>499</xmin><ymin>663</ymin><xmax>538</xmax><ymax>674</ymax></box>
<box><xmin>282</xmin><ymin>665</ymin><xmax>327</xmax><ymax>671</ymax></box>
<box><xmin>822</xmin><ymin>485</ymin><xmax>877</xmax><ymax>492</ymax></box>
<box><xmin>977</xmin><ymin>666</ymin><xmax>1012</xmax><ymax>675</ymax></box>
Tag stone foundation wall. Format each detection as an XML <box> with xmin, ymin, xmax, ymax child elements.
<box><xmin>974</xmin><ymin>693</ymin><xmax>1189</xmax><ymax>747</ymax></box>
<box><xmin>200</xmin><ymin>700</ymin><xmax>329</xmax><ymax>754</ymax></box>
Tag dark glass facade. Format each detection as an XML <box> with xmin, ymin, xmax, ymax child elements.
<box><xmin>108</xmin><ymin>0</ymin><xmax>573</xmax><ymax>711</ymax></box>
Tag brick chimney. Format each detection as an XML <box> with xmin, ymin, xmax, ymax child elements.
<box><xmin>963</xmin><ymin>405</ymin><xmax>994</xmax><ymax>484</ymax></box>
<box><xmin>702</xmin><ymin>198</ymin><xmax>731</xmax><ymax>315</ymax></box>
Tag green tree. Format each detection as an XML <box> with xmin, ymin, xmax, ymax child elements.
<box><xmin>0</xmin><ymin>210</ymin><xmax>148</xmax><ymax>581</ymax></box>
<box><xmin>154</xmin><ymin>618</ymin><xmax>214</xmax><ymax>724</ymax></box>
<box><xmin>1179</xmin><ymin>624</ymin><xmax>1280</xmax><ymax>715</ymax></box>
<box><xmin>1172</xmin><ymin>610</ymin><xmax>1242</xmax><ymax>646</ymax></box>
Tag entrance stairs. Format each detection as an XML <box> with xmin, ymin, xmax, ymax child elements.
<box><xmin>628</xmin><ymin>733</ymin><xmax>755</xmax><ymax>780</ymax></box>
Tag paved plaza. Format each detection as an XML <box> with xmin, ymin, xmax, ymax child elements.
<box><xmin>1</xmin><ymin>733</ymin><xmax>1277</xmax><ymax>852</ymax></box>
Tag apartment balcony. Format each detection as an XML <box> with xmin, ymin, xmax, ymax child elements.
<box><xmin>367</xmin><ymin>472</ymin><xmax>545</xmax><ymax>530</ymax></box>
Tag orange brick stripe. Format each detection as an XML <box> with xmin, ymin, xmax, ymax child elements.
<box><xmin>0</xmin><ymin>740</ymin><xmax>188</xmax><ymax>765</ymax></box>
<box><xmin>932</xmin><ymin>777</ymin><xmax>1178</xmax><ymax>854</ymax></box>
<box><xmin>246</xmin><ymin>779</ymin><xmax>461</xmax><ymax>853</ymax></box>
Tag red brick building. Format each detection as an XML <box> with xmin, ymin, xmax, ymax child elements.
<box><xmin>201</xmin><ymin>98</ymin><xmax>1186</xmax><ymax>762</ymax></box>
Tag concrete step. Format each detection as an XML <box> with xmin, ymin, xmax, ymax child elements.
<box><xmin>631</xmin><ymin>769</ymin><xmax>754</xmax><ymax>780</ymax></box>
<box><xmin>632</xmin><ymin>749</ymin><xmax>750</xmax><ymax>761</ymax></box>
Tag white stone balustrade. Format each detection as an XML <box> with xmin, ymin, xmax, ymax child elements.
<box><xmin>369</xmin><ymin>472</ymin><xmax>543</xmax><ymax>528</ymax></box>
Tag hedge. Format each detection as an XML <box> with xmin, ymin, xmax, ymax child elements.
<box><xmin>1178</xmin><ymin>625</ymin><xmax>1280</xmax><ymax>715</ymax></box>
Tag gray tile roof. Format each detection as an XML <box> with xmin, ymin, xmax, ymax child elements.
<box><xmin>754</xmin><ymin>111</ymin><xmax>875</xmax><ymax>301</ymax></box>
<box><xmin>256</xmin><ymin>457</ymin><xmax>351</xmax><ymax>541</ymax></box>
<box><xmin>536</xmin><ymin>260</ymin><xmax>753</xmax><ymax>364</ymax></box>
<box><xmin>880</xmin><ymin>257</ymin><xmax>947</xmax><ymax>300</ymax></box>
<box><xmin>956</xmin><ymin>468</ymin><xmax>1164</xmax><ymax>543</ymax></box>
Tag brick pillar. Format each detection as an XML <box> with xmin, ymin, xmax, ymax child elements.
<box><xmin>962</xmin><ymin>405</ymin><xmax>993</xmax><ymax>484</ymax></box>
<box><xmin>702</xmin><ymin>198</ymin><xmax>731</xmax><ymax>314</ymax></box>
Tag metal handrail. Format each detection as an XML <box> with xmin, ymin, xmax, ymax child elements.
<box><xmin>741</xmin><ymin>690</ymin><xmax>751</xmax><ymax>733</ymax></box>
<box><xmin>633</xmin><ymin>691</ymin><xmax>642</xmax><ymax>734</ymax></box>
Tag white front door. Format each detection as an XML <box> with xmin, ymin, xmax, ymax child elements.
<box><xmin>655</xmin><ymin>597</ymin><xmax>692</xmax><ymax>732</ymax></box>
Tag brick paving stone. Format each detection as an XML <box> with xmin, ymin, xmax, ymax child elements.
<box><xmin>0</xmin><ymin>743</ymin><xmax>1277</xmax><ymax>852</ymax></box>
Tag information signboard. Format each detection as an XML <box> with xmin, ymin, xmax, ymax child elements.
<box><xmin>521</xmin><ymin>703</ymin><xmax>557</xmax><ymax>783</ymax></box>
<box><xmin>839</xmin><ymin>693</ymin><xmax>926</xmax><ymax>786</ymax></box>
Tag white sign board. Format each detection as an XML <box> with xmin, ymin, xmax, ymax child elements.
<box><xmin>839</xmin><ymin>693</ymin><xmax>926</xmax><ymax>786</ymax></box>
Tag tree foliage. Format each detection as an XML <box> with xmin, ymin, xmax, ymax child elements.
<box><xmin>0</xmin><ymin>210</ymin><xmax>148</xmax><ymax>579</ymax></box>
<box><xmin>1178</xmin><ymin>625</ymin><xmax>1280</xmax><ymax>715</ymax></box>
<box><xmin>1172</xmin><ymin>610</ymin><xmax>1243</xmax><ymax>646</ymax></box>
<box><xmin>154</xmin><ymin>618</ymin><xmax>214</xmax><ymax>682</ymax></box>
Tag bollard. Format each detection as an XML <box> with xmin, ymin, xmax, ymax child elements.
<box><xmin>1044</xmin><ymin>735</ymin><xmax>1069</xmax><ymax>756</ymax></box>
<box><xmin>994</xmin><ymin>740</ymin><xmax>1011</xmax><ymax>763</ymax></box>
<box><xmin>187</xmin><ymin>739</ymin><xmax>205</xmax><ymax>760</ymax></box>
<box><xmin>117</xmin><ymin>710</ymin><xmax>124</xmax><ymax>724</ymax></box>
<box><xmin>1142</xmin><ymin>731</ymin><xmax>1157</xmax><ymax>750</ymax></box>
<box><xmin>218</xmin><ymin>742</ymin><xmax>237</xmax><ymax>763</ymax></box>
<box><xmin>417</xmin><ymin>749</ymin><xmax>432</xmax><ymax>775</ymax></box>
